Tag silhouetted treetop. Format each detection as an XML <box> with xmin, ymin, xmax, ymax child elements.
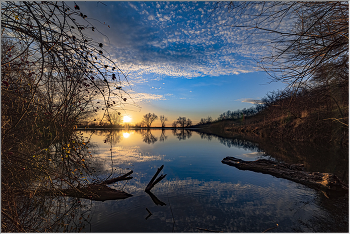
<box><xmin>217</xmin><ymin>1</ymin><xmax>348</xmax><ymax>87</ymax></box>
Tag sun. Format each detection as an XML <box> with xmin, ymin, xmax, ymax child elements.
<box><xmin>123</xmin><ymin>115</ymin><xmax>132</xmax><ymax>123</ymax></box>
<box><xmin>123</xmin><ymin>132</ymin><xmax>130</xmax><ymax>138</ymax></box>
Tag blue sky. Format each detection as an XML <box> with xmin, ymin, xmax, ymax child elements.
<box><xmin>73</xmin><ymin>1</ymin><xmax>288</xmax><ymax>125</ymax></box>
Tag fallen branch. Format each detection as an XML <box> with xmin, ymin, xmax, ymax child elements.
<box><xmin>102</xmin><ymin>170</ymin><xmax>133</xmax><ymax>184</ymax></box>
<box><xmin>145</xmin><ymin>165</ymin><xmax>166</xmax><ymax>192</ymax></box>
<box><xmin>37</xmin><ymin>171</ymin><xmax>134</xmax><ymax>201</ymax></box>
<box><xmin>222</xmin><ymin>157</ymin><xmax>348</xmax><ymax>192</ymax></box>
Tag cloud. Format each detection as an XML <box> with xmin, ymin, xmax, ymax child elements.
<box><xmin>127</xmin><ymin>90</ymin><xmax>166</xmax><ymax>103</ymax></box>
<box><xmin>238</xmin><ymin>98</ymin><xmax>263</xmax><ymax>105</ymax></box>
<box><xmin>77</xmin><ymin>2</ymin><xmax>291</xmax><ymax>82</ymax></box>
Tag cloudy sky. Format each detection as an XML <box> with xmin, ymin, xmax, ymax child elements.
<box><xmin>72</xmin><ymin>1</ymin><xmax>288</xmax><ymax>125</ymax></box>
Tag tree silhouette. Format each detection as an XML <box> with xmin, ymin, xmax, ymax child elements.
<box><xmin>217</xmin><ymin>2</ymin><xmax>348</xmax><ymax>87</ymax></box>
<box><xmin>1</xmin><ymin>2</ymin><xmax>131</xmax><ymax>232</ymax></box>
<box><xmin>159</xmin><ymin>115</ymin><xmax>168</xmax><ymax>128</ymax></box>
<box><xmin>172</xmin><ymin>121</ymin><xmax>178</xmax><ymax>128</ymax></box>
<box><xmin>186</xmin><ymin>118</ymin><xmax>192</xmax><ymax>127</ymax></box>
<box><xmin>176</xmin><ymin>116</ymin><xmax>187</xmax><ymax>128</ymax></box>
<box><xmin>142</xmin><ymin>113</ymin><xmax>158</xmax><ymax>128</ymax></box>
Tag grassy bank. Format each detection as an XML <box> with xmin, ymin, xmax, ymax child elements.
<box><xmin>198</xmin><ymin>82</ymin><xmax>348</xmax><ymax>147</ymax></box>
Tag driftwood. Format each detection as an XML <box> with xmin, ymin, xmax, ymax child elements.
<box><xmin>144</xmin><ymin>165</ymin><xmax>167</xmax><ymax>206</ymax></box>
<box><xmin>222</xmin><ymin>157</ymin><xmax>348</xmax><ymax>192</ymax></box>
<box><xmin>38</xmin><ymin>171</ymin><xmax>133</xmax><ymax>201</ymax></box>
<box><xmin>37</xmin><ymin>165</ymin><xmax>168</xmax><ymax>203</ymax></box>
<box><xmin>145</xmin><ymin>165</ymin><xmax>167</xmax><ymax>192</ymax></box>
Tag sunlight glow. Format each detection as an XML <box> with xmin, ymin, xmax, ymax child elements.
<box><xmin>123</xmin><ymin>116</ymin><xmax>132</xmax><ymax>123</ymax></box>
<box><xmin>123</xmin><ymin>132</ymin><xmax>130</xmax><ymax>138</ymax></box>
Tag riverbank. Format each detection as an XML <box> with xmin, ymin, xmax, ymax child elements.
<box><xmin>197</xmin><ymin>81</ymin><xmax>348</xmax><ymax>147</ymax></box>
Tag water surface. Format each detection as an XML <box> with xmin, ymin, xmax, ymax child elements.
<box><xmin>78</xmin><ymin>129</ymin><xmax>348</xmax><ymax>232</ymax></box>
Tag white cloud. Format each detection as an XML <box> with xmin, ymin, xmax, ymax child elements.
<box><xmin>127</xmin><ymin>90</ymin><xmax>166</xmax><ymax>103</ymax></box>
<box><xmin>80</xmin><ymin>1</ymin><xmax>292</xmax><ymax>83</ymax></box>
<box><xmin>238</xmin><ymin>98</ymin><xmax>263</xmax><ymax>104</ymax></box>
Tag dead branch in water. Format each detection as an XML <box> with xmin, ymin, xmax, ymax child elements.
<box><xmin>222</xmin><ymin>157</ymin><xmax>348</xmax><ymax>192</ymax></box>
<box><xmin>145</xmin><ymin>165</ymin><xmax>167</xmax><ymax>192</ymax></box>
<box><xmin>37</xmin><ymin>171</ymin><xmax>134</xmax><ymax>202</ymax></box>
<box><xmin>102</xmin><ymin>170</ymin><xmax>133</xmax><ymax>184</ymax></box>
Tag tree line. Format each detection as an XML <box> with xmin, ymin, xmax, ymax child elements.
<box><xmin>138</xmin><ymin>113</ymin><xmax>193</xmax><ymax>128</ymax></box>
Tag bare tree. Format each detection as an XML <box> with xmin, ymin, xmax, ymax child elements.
<box><xmin>176</xmin><ymin>117</ymin><xmax>187</xmax><ymax>128</ymax></box>
<box><xmin>1</xmin><ymin>2</ymin><xmax>131</xmax><ymax>232</ymax></box>
<box><xmin>186</xmin><ymin>118</ymin><xmax>192</xmax><ymax>127</ymax></box>
<box><xmin>217</xmin><ymin>1</ymin><xmax>348</xmax><ymax>87</ymax></box>
<box><xmin>172</xmin><ymin>121</ymin><xmax>177</xmax><ymax>128</ymax></box>
<box><xmin>207</xmin><ymin>116</ymin><xmax>213</xmax><ymax>124</ymax></box>
<box><xmin>159</xmin><ymin>115</ymin><xmax>168</xmax><ymax>128</ymax></box>
<box><xmin>142</xmin><ymin>113</ymin><xmax>158</xmax><ymax>128</ymax></box>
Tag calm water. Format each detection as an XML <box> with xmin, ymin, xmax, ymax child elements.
<box><xmin>77</xmin><ymin>129</ymin><xmax>348</xmax><ymax>232</ymax></box>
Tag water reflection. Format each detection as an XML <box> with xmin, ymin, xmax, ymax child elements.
<box><xmin>159</xmin><ymin>129</ymin><xmax>168</xmax><ymax>142</ymax></box>
<box><xmin>172</xmin><ymin>128</ymin><xmax>192</xmax><ymax>140</ymax></box>
<box><xmin>140</xmin><ymin>129</ymin><xmax>158</xmax><ymax>144</ymax></box>
<box><xmin>77</xmin><ymin>129</ymin><xmax>347</xmax><ymax>232</ymax></box>
<box><xmin>193</xmin><ymin>130</ymin><xmax>348</xmax><ymax>180</ymax></box>
<box><xmin>90</xmin><ymin>176</ymin><xmax>347</xmax><ymax>232</ymax></box>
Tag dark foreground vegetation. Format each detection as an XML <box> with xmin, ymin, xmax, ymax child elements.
<box><xmin>1</xmin><ymin>2</ymin><xmax>132</xmax><ymax>232</ymax></box>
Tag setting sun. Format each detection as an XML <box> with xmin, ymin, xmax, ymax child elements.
<box><xmin>123</xmin><ymin>132</ymin><xmax>130</xmax><ymax>138</ymax></box>
<box><xmin>123</xmin><ymin>115</ymin><xmax>132</xmax><ymax>123</ymax></box>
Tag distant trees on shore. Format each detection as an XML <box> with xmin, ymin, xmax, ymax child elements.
<box><xmin>176</xmin><ymin>117</ymin><xmax>192</xmax><ymax>128</ymax></box>
<box><xmin>159</xmin><ymin>115</ymin><xmax>168</xmax><ymax>128</ymax></box>
<box><xmin>198</xmin><ymin>116</ymin><xmax>213</xmax><ymax>125</ymax></box>
<box><xmin>137</xmin><ymin>114</ymin><xmax>193</xmax><ymax>128</ymax></box>
<box><xmin>142</xmin><ymin>113</ymin><xmax>158</xmax><ymax>128</ymax></box>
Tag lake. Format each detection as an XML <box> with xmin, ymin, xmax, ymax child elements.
<box><xmin>76</xmin><ymin>129</ymin><xmax>348</xmax><ymax>232</ymax></box>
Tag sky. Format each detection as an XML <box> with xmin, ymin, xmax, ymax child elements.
<box><xmin>71</xmin><ymin>1</ymin><xmax>288</xmax><ymax>126</ymax></box>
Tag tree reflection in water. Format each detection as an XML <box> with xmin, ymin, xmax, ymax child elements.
<box><xmin>1</xmin><ymin>129</ymin><xmax>137</xmax><ymax>232</ymax></box>
<box><xmin>172</xmin><ymin>129</ymin><xmax>192</xmax><ymax>140</ymax></box>
<box><xmin>2</xmin><ymin>131</ymin><xmax>98</xmax><ymax>232</ymax></box>
<box><xmin>159</xmin><ymin>129</ymin><xmax>168</xmax><ymax>142</ymax></box>
<box><xmin>141</xmin><ymin>129</ymin><xmax>158</xmax><ymax>144</ymax></box>
<box><xmin>193</xmin><ymin>130</ymin><xmax>348</xmax><ymax>183</ymax></box>
<box><xmin>197</xmin><ymin>131</ymin><xmax>264</xmax><ymax>153</ymax></box>
<box><xmin>198</xmin><ymin>132</ymin><xmax>213</xmax><ymax>141</ymax></box>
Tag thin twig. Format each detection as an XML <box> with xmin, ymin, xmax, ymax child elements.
<box><xmin>262</xmin><ymin>224</ymin><xmax>279</xmax><ymax>233</ymax></box>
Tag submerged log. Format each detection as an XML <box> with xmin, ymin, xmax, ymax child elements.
<box><xmin>39</xmin><ymin>184</ymin><xmax>133</xmax><ymax>201</ymax></box>
<box><xmin>37</xmin><ymin>171</ymin><xmax>133</xmax><ymax>201</ymax></box>
<box><xmin>222</xmin><ymin>157</ymin><xmax>348</xmax><ymax>192</ymax></box>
